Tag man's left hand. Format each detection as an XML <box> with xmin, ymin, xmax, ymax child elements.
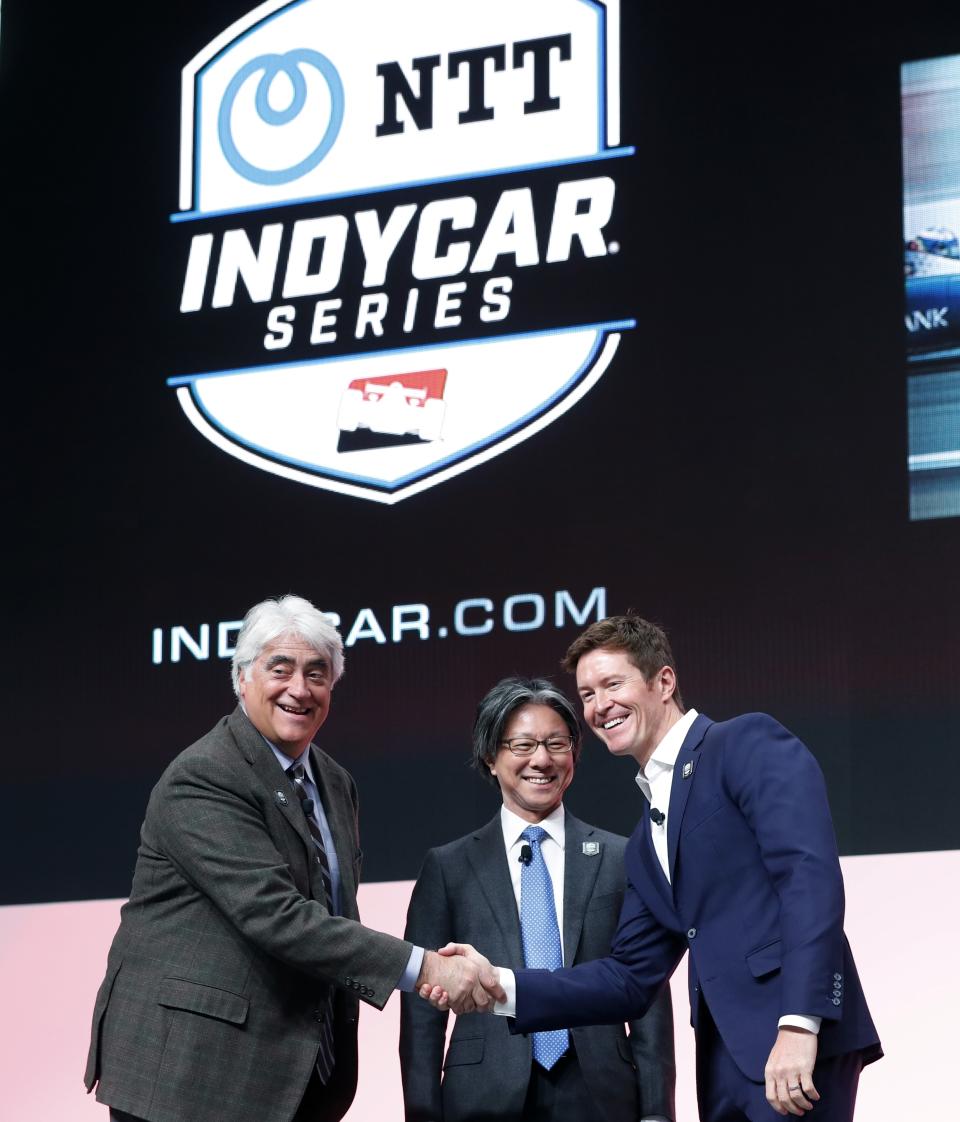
<box><xmin>764</xmin><ymin>1027</ymin><xmax>820</xmax><ymax>1116</ymax></box>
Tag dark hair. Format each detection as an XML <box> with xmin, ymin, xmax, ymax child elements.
<box><xmin>471</xmin><ymin>677</ymin><xmax>581</xmax><ymax>786</ymax></box>
<box><xmin>561</xmin><ymin>612</ymin><xmax>684</xmax><ymax>711</ymax></box>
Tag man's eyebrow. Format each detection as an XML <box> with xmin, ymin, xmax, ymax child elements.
<box><xmin>263</xmin><ymin>653</ymin><xmax>329</xmax><ymax>670</ymax></box>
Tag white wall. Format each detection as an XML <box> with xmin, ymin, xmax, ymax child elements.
<box><xmin>2</xmin><ymin>850</ymin><xmax>953</xmax><ymax>1120</ymax></box>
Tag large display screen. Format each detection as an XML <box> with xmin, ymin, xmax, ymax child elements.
<box><xmin>2</xmin><ymin>3</ymin><xmax>958</xmax><ymax>1118</ymax></box>
<box><xmin>903</xmin><ymin>53</ymin><xmax>960</xmax><ymax>518</ymax></box>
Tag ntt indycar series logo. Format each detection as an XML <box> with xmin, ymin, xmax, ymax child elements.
<box><xmin>170</xmin><ymin>0</ymin><xmax>635</xmax><ymax>503</ymax></box>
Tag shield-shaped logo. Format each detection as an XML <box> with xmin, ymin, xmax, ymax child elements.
<box><xmin>171</xmin><ymin>0</ymin><xmax>635</xmax><ymax>502</ymax></box>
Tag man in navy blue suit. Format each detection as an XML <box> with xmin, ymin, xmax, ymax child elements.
<box><xmin>423</xmin><ymin>614</ymin><xmax>881</xmax><ymax>1120</ymax></box>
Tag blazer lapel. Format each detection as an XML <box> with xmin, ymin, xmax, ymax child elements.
<box><xmin>667</xmin><ymin>712</ymin><xmax>712</xmax><ymax>887</ymax></box>
<box><xmin>561</xmin><ymin>811</ymin><xmax>603</xmax><ymax>967</ymax></box>
<box><xmin>310</xmin><ymin>746</ymin><xmax>358</xmax><ymax>910</ymax></box>
<box><xmin>637</xmin><ymin>802</ymin><xmax>674</xmax><ymax>911</ymax></box>
<box><xmin>228</xmin><ymin>707</ymin><xmax>315</xmax><ymax>863</ymax></box>
<box><xmin>466</xmin><ymin>816</ymin><xmax>525</xmax><ymax>963</ymax></box>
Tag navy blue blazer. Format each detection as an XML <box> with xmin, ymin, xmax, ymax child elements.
<box><xmin>512</xmin><ymin>713</ymin><xmax>882</xmax><ymax>1082</ymax></box>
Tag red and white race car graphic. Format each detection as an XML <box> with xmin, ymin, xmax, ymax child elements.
<box><xmin>337</xmin><ymin>369</ymin><xmax>447</xmax><ymax>442</ymax></box>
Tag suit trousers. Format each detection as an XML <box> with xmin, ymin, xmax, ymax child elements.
<box><xmin>696</xmin><ymin>1000</ymin><xmax>863</xmax><ymax>1122</ymax></box>
<box><xmin>522</xmin><ymin>1046</ymin><xmax>607</xmax><ymax>1122</ymax></box>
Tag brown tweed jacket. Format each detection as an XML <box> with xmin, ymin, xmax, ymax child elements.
<box><xmin>85</xmin><ymin>707</ymin><xmax>412</xmax><ymax>1122</ymax></box>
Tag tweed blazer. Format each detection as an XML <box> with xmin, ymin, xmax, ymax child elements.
<box><xmin>400</xmin><ymin>810</ymin><xmax>676</xmax><ymax>1121</ymax></box>
<box><xmin>85</xmin><ymin>707</ymin><xmax>413</xmax><ymax>1122</ymax></box>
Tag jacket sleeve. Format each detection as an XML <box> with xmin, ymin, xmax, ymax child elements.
<box><xmin>515</xmin><ymin>874</ymin><xmax>686</xmax><ymax>1033</ymax></box>
<box><xmin>149</xmin><ymin>749</ymin><xmax>412</xmax><ymax>1009</ymax></box>
<box><xmin>723</xmin><ymin>714</ymin><xmax>846</xmax><ymax>1022</ymax></box>
<box><xmin>399</xmin><ymin>848</ymin><xmax>450</xmax><ymax>1121</ymax></box>
<box><xmin>627</xmin><ymin>980</ymin><xmax>676</xmax><ymax>1121</ymax></box>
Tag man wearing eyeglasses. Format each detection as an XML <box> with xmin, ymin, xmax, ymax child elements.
<box><xmin>426</xmin><ymin>617</ymin><xmax>882</xmax><ymax>1121</ymax></box>
<box><xmin>400</xmin><ymin>676</ymin><xmax>675</xmax><ymax>1122</ymax></box>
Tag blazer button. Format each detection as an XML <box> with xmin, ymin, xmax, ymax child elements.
<box><xmin>687</xmin><ymin>928</ymin><xmax>697</xmax><ymax>939</ymax></box>
<box><xmin>834</xmin><ymin>973</ymin><xmax>842</xmax><ymax>981</ymax></box>
<box><xmin>832</xmin><ymin>997</ymin><xmax>841</xmax><ymax>1006</ymax></box>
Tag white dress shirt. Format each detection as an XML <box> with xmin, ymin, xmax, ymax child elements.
<box><xmin>500</xmin><ymin>803</ymin><xmax>567</xmax><ymax>957</ymax></box>
<box><xmin>634</xmin><ymin>709</ymin><xmax>699</xmax><ymax>881</ymax></box>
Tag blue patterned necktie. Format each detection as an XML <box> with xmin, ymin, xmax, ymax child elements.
<box><xmin>519</xmin><ymin>825</ymin><xmax>570</xmax><ymax>1069</ymax></box>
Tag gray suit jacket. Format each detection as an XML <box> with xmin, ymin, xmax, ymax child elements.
<box><xmin>85</xmin><ymin>707</ymin><xmax>413</xmax><ymax>1122</ymax></box>
<box><xmin>399</xmin><ymin>811</ymin><xmax>676</xmax><ymax>1122</ymax></box>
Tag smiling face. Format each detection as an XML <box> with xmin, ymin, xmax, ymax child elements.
<box><xmin>488</xmin><ymin>703</ymin><xmax>576</xmax><ymax>823</ymax></box>
<box><xmin>238</xmin><ymin>632</ymin><xmax>333</xmax><ymax>758</ymax></box>
<box><xmin>575</xmin><ymin>647</ymin><xmax>681</xmax><ymax>768</ymax></box>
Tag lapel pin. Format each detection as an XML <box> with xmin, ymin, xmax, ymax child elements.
<box><xmin>682</xmin><ymin>761</ymin><xmax>694</xmax><ymax>779</ymax></box>
<box><xmin>582</xmin><ymin>842</ymin><xmax>600</xmax><ymax>856</ymax></box>
<box><xmin>274</xmin><ymin>790</ymin><xmax>289</xmax><ymax>806</ymax></box>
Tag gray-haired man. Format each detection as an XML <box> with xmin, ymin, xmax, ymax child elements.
<box><xmin>85</xmin><ymin>594</ymin><xmax>501</xmax><ymax>1122</ymax></box>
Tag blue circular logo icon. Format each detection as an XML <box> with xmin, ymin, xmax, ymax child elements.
<box><xmin>218</xmin><ymin>49</ymin><xmax>344</xmax><ymax>185</ymax></box>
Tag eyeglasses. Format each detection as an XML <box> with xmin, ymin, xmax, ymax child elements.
<box><xmin>500</xmin><ymin>735</ymin><xmax>577</xmax><ymax>757</ymax></box>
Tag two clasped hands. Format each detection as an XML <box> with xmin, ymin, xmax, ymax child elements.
<box><xmin>415</xmin><ymin>942</ymin><xmax>505</xmax><ymax>1014</ymax></box>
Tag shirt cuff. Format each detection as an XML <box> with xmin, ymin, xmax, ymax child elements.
<box><xmin>397</xmin><ymin>945</ymin><xmax>425</xmax><ymax>992</ymax></box>
<box><xmin>492</xmin><ymin>966</ymin><xmax>517</xmax><ymax>1016</ymax></box>
<box><xmin>778</xmin><ymin>1014</ymin><xmax>822</xmax><ymax>1034</ymax></box>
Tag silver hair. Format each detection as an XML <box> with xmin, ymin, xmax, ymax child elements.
<box><xmin>471</xmin><ymin>676</ymin><xmax>581</xmax><ymax>786</ymax></box>
<box><xmin>231</xmin><ymin>594</ymin><xmax>344</xmax><ymax>695</ymax></box>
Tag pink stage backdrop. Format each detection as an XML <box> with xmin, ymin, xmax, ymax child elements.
<box><xmin>1</xmin><ymin>850</ymin><xmax>954</xmax><ymax>1120</ymax></box>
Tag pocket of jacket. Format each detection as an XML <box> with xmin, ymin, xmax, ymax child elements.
<box><xmin>157</xmin><ymin>977</ymin><xmax>249</xmax><ymax>1025</ymax></box>
<box><xmin>585</xmin><ymin>890</ymin><xmax>622</xmax><ymax>913</ymax></box>
<box><xmin>443</xmin><ymin>1038</ymin><xmax>485</xmax><ymax>1068</ymax></box>
<box><xmin>616</xmin><ymin>1036</ymin><xmax>637</xmax><ymax>1069</ymax></box>
<box><xmin>745</xmin><ymin>939</ymin><xmax>782</xmax><ymax>978</ymax></box>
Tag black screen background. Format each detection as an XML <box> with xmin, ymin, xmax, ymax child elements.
<box><xmin>2</xmin><ymin>1</ymin><xmax>958</xmax><ymax>905</ymax></box>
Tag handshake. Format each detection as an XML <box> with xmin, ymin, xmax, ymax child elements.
<box><xmin>415</xmin><ymin>943</ymin><xmax>506</xmax><ymax>1015</ymax></box>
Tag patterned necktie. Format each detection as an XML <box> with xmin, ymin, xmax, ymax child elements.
<box><xmin>519</xmin><ymin>825</ymin><xmax>570</xmax><ymax>1070</ymax></box>
<box><xmin>288</xmin><ymin>762</ymin><xmax>336</xmax><ymax>1083</ymax></box>
<box><xmin>288</xmin><ymin>763</ymin><xmax>335</xmax><ymax>914</ymax></box>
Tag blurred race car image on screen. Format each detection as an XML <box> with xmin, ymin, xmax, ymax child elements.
<box><xmin>903</xmin><ymin>53</ymin><xmax>960</xmax><ymax>518</ymax></box>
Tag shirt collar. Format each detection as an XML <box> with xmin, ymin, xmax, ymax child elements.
<box><xmin>240</xmin><ymin>698</ymin><xmax>316</xmax><ymax>780</ymax></box>
<box><xmin>635</xmin><ymin>708</ymin><xmax>698</xmax><ymax>799</ymax></box>
<box><xmin>500</xmin><ymin>802</ymin><xmax>566</xmax><ymax>851</ymax></box>
<box><xmin>263</xmin><ymin>733</ymin><xmax>315</xmax><ymax>784</ymax></box>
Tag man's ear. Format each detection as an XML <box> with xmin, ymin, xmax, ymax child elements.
<box><xmin>658</xmin><ymin>665</ymin><xmax>677</xmax><ymax>701</ymax></box>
